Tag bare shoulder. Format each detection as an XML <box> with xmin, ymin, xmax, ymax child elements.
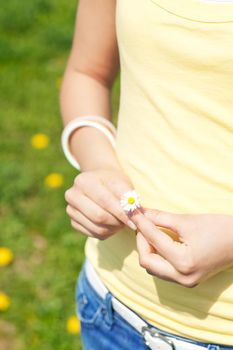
<box><xmin>68</xmin><ymin>0</ymin><xmax>119</xmax><ymax>87</ymax></box>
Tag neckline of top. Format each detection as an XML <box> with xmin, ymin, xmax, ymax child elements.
<box><xmin>150</xmin><ymin>0</ymin><xmax>233</xmax><ymax>23</ymax></box>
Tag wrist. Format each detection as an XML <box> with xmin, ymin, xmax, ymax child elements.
<box><xmin>69</xmin><ymin>126</ymin><xmax>121</xmax><ymax>172</ymax></box>
<box><xmin>61</xmin><ymin>115</ymin><xmax>117</xmax><ymax>172</ymax></box>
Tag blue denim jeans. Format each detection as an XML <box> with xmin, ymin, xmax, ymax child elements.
<box><xmin>75</xmin><ymin>260</ymin><xmax>233</xmax><ymax>350</ymax></box>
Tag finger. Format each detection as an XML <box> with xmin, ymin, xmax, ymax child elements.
<box><xmin>104</xmin><ymin>177</ymin><xmax>134</xmax><ymax>200</ymax></box>
<box><xmin>131</xmin><ymin>210</ymin><xmax>184</xmax><ymax>264</ymax></box>
<box><xmin>136</xmin><ymin>232</ymin><xmax>181</xmax><ymax>283</ymax></box>
<box><xmin>143</xmin><ymin>208</ymin><xmax>181</xmax><ymax>241</ymax></box>
<box><xmin>66</xmin><ymin>205</ymin><xmax>119</xmax><ymax>237</ymax></box>
<box><xmin>82</xmin><ymin>181</ymin><xmax>136</xmax><ymax>229</ymax></box>
<box><xmin>70</xmin><ymin>219</ymin><xmax>97</xmax><ymax>238</ymax></box>
<box><xmin>65</xmin><ymin>189</ymin><xmax>123</xmax><ymax>226</ymax></box>
<box><xmin>136</xmin><ymin>230</ymin><xmax>157</xmax><ymax>254</ymax></box>
<box><xmin>143</xmin><ymin>208</ymin><xmax>182</xmax><ymax>233</ymax></box>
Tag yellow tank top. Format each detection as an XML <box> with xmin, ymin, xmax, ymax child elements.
<box><xmin>85</xmin><ymin>0</ymin><xmax>233</xmax><ymax>344</ymax></box>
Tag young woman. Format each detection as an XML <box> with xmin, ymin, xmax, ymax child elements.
<box><xmin>60</xmin><ymin>0</ymin><xmax>233</xmax><ymax>349</ymax></box>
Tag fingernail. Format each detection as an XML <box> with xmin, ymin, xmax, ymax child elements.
<box><xmin>127</xmin><ymin>220</ymin><xmax>137</xmax><ymax>230</ymax></box>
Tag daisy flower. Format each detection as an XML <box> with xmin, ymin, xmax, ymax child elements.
<box><xmin>120</xmin><ymin>190</ymin><xmax>141</xmax><ymax>213</ymax></box>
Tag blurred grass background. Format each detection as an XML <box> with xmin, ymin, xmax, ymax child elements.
<box><xmin>0</xmin><ymin>0</ymin><xmax>120</xmax><ymax>349</ymax></box>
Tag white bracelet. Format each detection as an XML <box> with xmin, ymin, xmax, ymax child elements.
<box><xmin>68</xmin><ymin>115</ymin><xmax>117</xmax><ymax>136</ymax></box>
<box><xmin>61</xmin><ymin>116</ymin><xmax>117</xmax><ymax>171</ymax></box>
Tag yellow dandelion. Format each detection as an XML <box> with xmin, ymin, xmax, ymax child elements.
<box><xmin>44</xmin><ymin>173</ymin><xmax>64</xmax><ymax>188</ymax></box>
<box><xmin>0</xmin><ymin>292</ymin><xmax>11</xmax><ymax>311</ymax></box>
<box><xmin>55</xmin><ymin>77</ymin><xmax>62</xmax><ymax>89</ymax></box>
<box><xmin>66</xmin><ymin>315</ymin><xmax>80</xmax><ymax>335</ymax></box>
<box><xmin>0</xmin><ymin>247</ymin><xmax>14</xmax><ymax>267</ymax></box>
<box><xmin>31</xmin><ymin>133</ymin><xmax>49</xmax><ymax>149</ymax></box>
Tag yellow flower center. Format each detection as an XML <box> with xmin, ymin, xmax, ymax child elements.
<box><xmin>127</xmin><ymin>197</ymin><xmax>135</xmax><ymax>205</ymax></box>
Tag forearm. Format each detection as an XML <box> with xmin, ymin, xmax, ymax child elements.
<box><xmin>59</xmin><ymin>66</ymin><xmax>122</xmax><ymax>172</ymax></box>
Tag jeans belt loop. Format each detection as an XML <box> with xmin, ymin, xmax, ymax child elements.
<box><xmin>104</xmin><ymin>292</ymin><xmax>114</xmax><ymax>328</ymax></box>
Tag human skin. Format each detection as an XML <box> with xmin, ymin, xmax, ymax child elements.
<box><xmin>130</xmin><ymin>208</ymin><xmax>233</xmax><ymax>287</ymax></box>
<box><xmin>60</xmin><ymin>0</ymin><xmax>138</xmax><ymax>235</ymax></box>
<box><xmin>60</xmin><ymin>0</ymin><xmax>233</xmax><ymax>287</ymax></box>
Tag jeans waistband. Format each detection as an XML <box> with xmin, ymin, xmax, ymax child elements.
<box><xmin>83</xmin><ymin>259</ymin><xmax>225</xmax><ymax>350</ymax></box>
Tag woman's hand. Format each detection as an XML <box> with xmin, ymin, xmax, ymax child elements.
<box><xmin>130</xmin><ymin>208</ymin><xmax>233</xmax><ymax>287</ymax></box>
<box><xmin>64</xmin><ymin>168</ymin><xmax>137</xmax><ymax>240</ymax></box>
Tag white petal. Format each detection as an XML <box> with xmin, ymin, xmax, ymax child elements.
<box><xmin>120</xmin><ymin>189</ymin><xmax>141</xmax><ymax>212</ymax></box>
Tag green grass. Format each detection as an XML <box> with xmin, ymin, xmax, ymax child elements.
<box><xmin>0</xmin><ymin>1</ymin><xmax>120</xmax><ymax>349</ymax></box>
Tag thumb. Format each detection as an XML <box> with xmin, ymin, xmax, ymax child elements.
<box><xmin>143</xmin><ymin>208</ymin><xmax>182</xmax><ymax>234</ymax></box>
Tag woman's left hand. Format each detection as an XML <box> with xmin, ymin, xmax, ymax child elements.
<box><xmin>129</xmin><ymin>209</ymin><xmax>233</xmax><ymax>287</ymax></box>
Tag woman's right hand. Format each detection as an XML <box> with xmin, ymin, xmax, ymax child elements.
<box><xmin>64</xmin><ymin>168</ymin><xmax>137</xmax><ymax>240</ymax></box>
